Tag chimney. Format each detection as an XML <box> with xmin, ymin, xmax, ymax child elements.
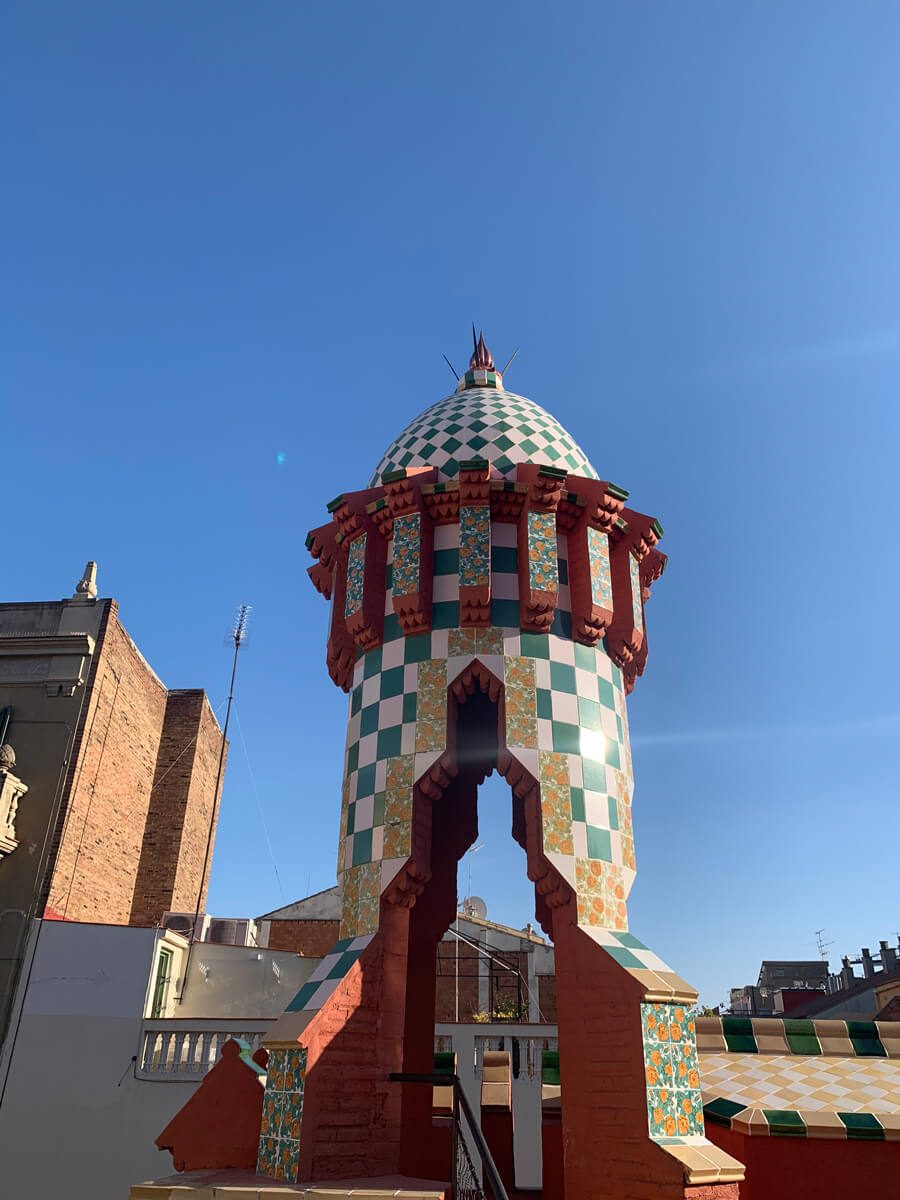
<box><xmin>881</xmin><ymin>941</ymin><xmax>898</xmax><ymax>972</ymax></box>
<box><xmin>861</xmin><ymin>948</ymin><xmax>874</xmax><ymax>979</ymax></box>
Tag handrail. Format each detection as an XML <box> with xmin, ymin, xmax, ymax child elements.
<box><xmin>390</xmin><ymin>1071</ymin><xmax>510</xmax><ymax>1200</ymax></box>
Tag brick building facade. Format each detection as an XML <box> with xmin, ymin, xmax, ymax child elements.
<box><xmin>0</xmin><ymin>566</ymin><xmax>225</xmax><ymax>1051</ymax></box>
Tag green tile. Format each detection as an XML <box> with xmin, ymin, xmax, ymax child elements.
<box><xmin>491</xmin><ymin>599</ymin><xmax>520</xmax><ymax>627</ymax></box>
<box><xmin>573</xmin><ymin>642</ymin><xmax>596</xmax><ymax>672</ymax></box>
<box><xmin>598</xmin><ymin>677</ymin><xmax>615</xmax><ymax>709</ymax></box>
<box><xmin>557</xmin><ymin>557</ymin><xmax>568</xmax><ymax>584</ymax></box>
<box><xmin>785</xmin><ymin>1034</ymin><xmax>821</xmax><ymax>1055</ymax></box>
<box><xmin>838</xmin><ymin>1112</ymin><xmax>884</xmax><ymax>1140</ymax></box>
<box><xmin>351</xmin><ymin>828</ymin><xmax>373</xmax><ymax>867</ymax></box>
<box><xmin>550</xmin><ymin>661</ymin><xmax>577</xmax><ymax>694</ymax></box>
<box><xmin>432</xmin><ymin>601</ymin><xmax>460</xmax><ymax>629</ymax></box>
<box><xmin>380</xmin><ymin>666</ymin><xmax>404</xmax><ymax>699</ymax></box>
<box><xmin>385</xmin><ymin>564</ymin><xmax>393</xmax><ymax>590</ymax></box>
<box><xmin>577</xmin><ymin>696</ymin><xmax>602</xmax><ymax>731</ymax></box>
<box><xmin>402</xmin><ymin>691</ymin><xmax>417</xmax><ymax>723</ymax></box>
<box><xmin>356</xmin><ymin>763</ymin><xmax>376</xmax><ymax>799</ymax></box>
<box><xmin>360</xmin><ymin>703</ymin><xmax>379</xmax><ymax>737</ymax></box>
<box><xmin>383</xmin><ymin>613</ymin><xmax>402</xmax><ymax>642</ymax></box>
<box><xmin>345</xmin><ymin>801</ymin><xmax>356</xmax><ymax>835</ymax></box>
<box><xmin>582</xmin><ymin>757</ymin><xmax>606</xmax><ymax>793</ymax></box>
<box><xmin>434</xmin><ymin>548</ymin><xmax>459</xmax><ymax>575</ymax></box>
<box><xmin>491</xmin><ymin>546</ymin><xmax>518</xmax><ymax>574</ymax></box>
<box><xmin>373</xmin><ymin>792</ymin><xmax>386</xmax><ymax>825</ymax></box>
<box><xmin>346</xmin><ymin>741</ymin><xmax>359</xmax><ymax>775</ymax></box>
<box><xmin>377</xmin><ymin>726</ymin><xmax>402</xmax><ymax>760</ymax></box>
<box><xmin>570</xmin><ymin>786</ymin><xmax>585</xmax><ymax>822</ymax></box>
<box><xmin>608</xmin><ymin>795</ymin><xmax>619</xmax><ymax>830</ymax></box>
<box><xmin>724</xmin><ymin>1033</ymin><xmax>758</xmax><ymax>1054</ymax></box>
<box><xmin>722</xmin><ymin>1016</ymin><xmax>753</xmax><ymax>1035</ymax></box>
<box><xmin>536</xmin><ymin>688</ymin><xmax>553</xmax><ymax>720</ymax></box>
<box><xmin>586</xmin><ymin>825</ymin><xmax>612</xmax><ymax>861</ymax></box>
<box><xmin>605</xmin><ymin>739</ymin><xmax>621</xmax><ymax>768</ymax></box>
<box><xmin>551</xmin><ymin>720</ymin><xmax>580</xmax><ymax>755</ymax></box>
<box><xmin>763</xmin><ymin>1109</ymin><xmax>806</xmax><ymax>1137</ymax></box>
<box><xmin>405</xmin><ymin>633</ymin><xmax>432</xmax><ymax>663</ymax></box>
<box><xmin>614</xmin><ymin>931</ymin><xmax>647</xmax><ymax>950</ymax></box>
<box><xmin>550</xmin><ymin>609</ymin><xmax>572</xmax><ymax>638</ymax></box>
<box><xmin>850</xmin><ymin>1037</ymin><xmax>887</xmax><ymax>1057</ymax></box>
<box><xmin>363</xmin><ymin>646</ymin><xmax>383</xmax><ymax>679</ymax></box>
<box><xmin>702</xmin><ymin>1098</ymin><xmax>745</xmax><ymax>1126</ymax></box>
<box><xmin>520</xmin><ymin>632</ymin><xmax>551</xmax><ymax>658</ymax></box>
<box><xmin>603</xmin><ymin>945</ymin><xmax>644</xmax><ymax>969</ymax></box>
<box><xmin>350</xmin><ymin>685</ymin><xmax>363</xmax><ymax>716</ymax></box>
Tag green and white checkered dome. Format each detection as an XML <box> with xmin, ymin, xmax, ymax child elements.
<box><xmin>368</xmin><ymin>387</ymin><xmax>598</xmax><ymax>487</ymax></box>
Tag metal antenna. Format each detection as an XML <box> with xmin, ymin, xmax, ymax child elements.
<box><xmin>815</xmin><ymin>928</ymin><xmax>834</xmax><ymax>961</ymax></box>
<box><xmin>180</xmin><ymin>604</ymin><xmax>252</xmax><ymax>1002</ymax></box>
<box><xmin>499</xmin><ymin>347</ymin><xmax>519</xmax><ymax>376</ymax></box>
<box><xmin>472</xmin><ymin>322</ymin><xmax>478</xmax><ymax>353</ymax></box>
<box><xmin>442</xmin><ymin>354</ymin><xmax>460</xmax><ymax>382</ymax></box>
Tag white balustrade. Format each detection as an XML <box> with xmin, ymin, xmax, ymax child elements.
<box><xmin>136</xmin><ymin>1018</ymin><xmax>275</xmax><ymax>1081</ymax></box>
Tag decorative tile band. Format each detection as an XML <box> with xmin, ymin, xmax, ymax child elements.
<box><xmin>588</xmin><ymin>527</ymin><xmax>613</xmax><ymax>609</ymax></box>
<box><xmin>629</xmin><ymin>552</ymin><xmax>643</xmax><ymax>632</ymax></box>
<box><xmin>344</xmin><ymin>534</ymin><xmax>367</xmax><ymax>619</ymax></box>
<box><xmin>391</xmin><ymin>513</ymin><xmax>420</xmax><ymax>597</ymax></box>
<box><xmin>459</xmin><ymin>504</ymin><xmax>490</xmax><ymax>588</ymax></box>
<box><xmin>527</xmin><ymin>510</ymin><xmax>559</xmax><ymax>592</ymax></box>
<box><xmin>696</xmin><ymin>1016</ymin><xmax>900</xmax><ymax>1058</ymax></box>
<box><xmin>641</xmin><ymin>1002</ymin><xmax>705</xmax><ymax>1141</ymax></box>
<box><xmin>257</xmin><ymin>1045</ymin><xmax>307</xmax><ymax>1183</ymax></box>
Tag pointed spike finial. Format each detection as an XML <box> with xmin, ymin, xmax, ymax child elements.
<box><xmin>468</xmin><ymin>329</ymin><xmax>495</xmax><ymax>371</ymax></box>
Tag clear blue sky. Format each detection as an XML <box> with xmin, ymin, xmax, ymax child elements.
<box><xmin>5</xmin><ymin>3</ymin><xmax>900</xmax><ymax>1005</ymax></box>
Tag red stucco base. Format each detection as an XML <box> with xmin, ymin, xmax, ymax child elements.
<box><xmin>705</xmin><ymin>1122</ymin><xmax>899</xmax><ymax>1200</ymax></box>
<box><xmin>156</xmin><ymin>1039</ymin><xmax>266</xmax><ymax>1172</ymax></box>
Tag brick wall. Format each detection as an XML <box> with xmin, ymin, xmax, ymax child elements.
<box><xmin>43</xmin><ymin>606</ymin><xmax>224</xmax><ymax>928</ymax></box>
<box><xmin>130</xmin><ymin>690</ymin><xmax>225</xmax><ymax>925</ymax></box>
<box><xmin>46</xmin><ymin>607</ymin><xmax>169</xmax><ymax>923</ymax></box>
<box><xmin>265</xmin><ymin>919</ymin><xmax>341</xmax><ymax>957</ymax></box>
<box><xmin>435</xmin><ymin>939</ymin><xmax>480</xmax><ymax>1021</ymax></box>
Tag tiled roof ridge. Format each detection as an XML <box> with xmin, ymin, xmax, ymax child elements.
<box><xmin>697</xmin><ymin>1014</ymin><xmax>900</xmax><ymax>1058</ymax></box>
<box><xmin>703</xmin><ymin>1097</ymin><xmax>900</xmax><ymax>1141</ymax></box>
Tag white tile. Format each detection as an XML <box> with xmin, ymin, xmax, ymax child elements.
<box><xmin>355</xmin><ymin>793</ymin><xmax>374</xmax><ymax>830</ymax></box>
<box><xmin>374</xmin><ymin>759</ymin><xmax>387</xmax><ymax>790</ymax></box>
<box><xmin>548</xmin><ymin>636</ymin><xmax>575</xmax><ymax>666</ymax></box>
<box><xmin>572</xmin><ymin>822</ymin><xmax>588</xmax><ymax>858</ymax></box>
<box><xmin>535</xmin><ymin>659</ymin><xmax>551</xmax><ymax>689</ymax></box>
<box><xmin>502</xmin><ymin>631</ymin><xmax>521</xmax><ymax>655</ymax></box>
<box><xmin>574</xmin><ymin>668</ymin><xmax>598</xmax><ymax>700</ymax></box>
<box><xmin>400</xmin><ymin>722</ymin><xmax>416</xmax><ymax>754</ymax></box>
<box><xmin>384</xmin><ymin>589</ymin><xmax>394</xmax><ymax>616</ymax></box>
<box><xmin>381</xmin><ymin>638</ymin><xmax>405</xmax><ymax>669</ymax></box>
<box><xmin>431</xmin><ymin>629</ymin><xmax>449</xmax><ymax>658</ymax></box>
<box><xmin>378</xmin><ymin>695</ymin><xmax>404</xmax><ymax>727</ymax></box>
<box><xmin>567</xmin><ymin>755</ymin><xmax>583</xmax><ymax>786</ymax></box>
<box><xmin>609</xmin><ymin>829</ymin><xmax>622</xmax><ymax>865</ymax></box>
<box><xmin>434</xmin><ymin>574</ymin><xmax>459</xmax><ymax>601</ymax></box>
<box><xmin>356</xmin><ymin>732</ymin><xmax>378</xmax><ymax>770</ymax></box>
<box><xmin>492</xmin><ymin>571</ymin><xmax>519</xmax><ymax>599</ymax></box>
<box><xmin>345</xmin><ymin>712</ymin><xmax>361</xmax><ymax>747</ymax></box>
<box><xmin>371</xmin><ymin>825</ymin><xmax>384</xmax><ymax>861</ymax></box>
<box><xmin>601</xmin><ymin>708</ymin><xmax>619</xmax><ymax>739</ymax></box>
<box><xmin>551</xmin><ymin>691</ymin><xmax>579</xmax><ymax>723</ymax></box>
<box><xmin>584</xmin><ymin>791</ymin><xmax>608</xmax><ymax>828</ymax></box>
<box><xmin>536</xmin><ymin>718</ymin><xmax>554</xmax><ymax>749</ymax></box>
<box><xmin>361</xmin><ymin>675</ymin><xmax>381</xmax><ymax>706</ymax></box>
<box><xmin>404</xmin><ymin>662</ymin><xmax>419</xmax><ymax>691</ymax></box>
<box><xmin>435</xmin><ymin>524</ymin><xmax>460</xmax><ymax>550</ymax></box>
<box><xmin>492</xmin><ymin>521</ymin><xmax>517</xmax><ymax>547</ymax></box>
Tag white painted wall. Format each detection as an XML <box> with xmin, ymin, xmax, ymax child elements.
<box><xmin>0</xmin><ymin>920</ymin><xmax>320</xmax><ymax>1200</ymax></box>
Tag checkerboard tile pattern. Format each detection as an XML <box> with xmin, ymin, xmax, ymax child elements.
<box><xmin>369</xmin><ymin>387</ymin><xmax>598</xmax><ymax>486</ymax></box>
<box><xmin>257</xmin><ymin>1045</ymin><xmax>307</xmax><ymax>1182</ymax></box>
<box><xmin>697</xmin><ymin>1016</ymin><xmax>898</xmax><ymax>1058</ymax></box>
<box><xmin>335</xmin><ymin>521</ymin><xmax>640</xmax><ymax>945</ymax></box>
<box><xmin>285</xmin><ymin>934</ymin><xmax>374</xmax><ymax>1013</ymax></box>
<box><xmin>700</xmin><ymin>1047</ymin><xmax>900</xmax><ymax>1140</ymax></box>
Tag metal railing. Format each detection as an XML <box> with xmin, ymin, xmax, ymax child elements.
<box><xmin>390</xmin><ymin>1071</ymin><xmax>509</xmax><ymax>1200</ymax></box>
<box><xmin>136</xmin><ymin>1018</ymin><xmax>274</xmax><ymax>1080</ymax></box>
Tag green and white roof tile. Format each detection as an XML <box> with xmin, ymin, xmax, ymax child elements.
<box><xmin>369</xmin><ymin>387</ymin><xmax>598</xmax><ymax>486</ymax></box>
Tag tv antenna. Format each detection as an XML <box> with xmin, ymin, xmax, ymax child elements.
<box><xmin>442</xmin><ymin>354</ymin><xmax>460</xmax><ymax>382</ymax></box>
<box><xmin>815</xmin><ymin>929</ymin><xmax>833</xmax><ymax>962</ymax></box>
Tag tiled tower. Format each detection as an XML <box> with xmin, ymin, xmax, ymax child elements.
<box><xmin>261</xmin><ymin>335</ymin><xmax>743</xmax><ymax>1197</ymax></box>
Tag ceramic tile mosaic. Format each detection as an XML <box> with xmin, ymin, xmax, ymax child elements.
<box><xmin>527</xmin><ymin>510</ymin><xmax>559</xmax><ymax>593</ymax></box>
<box><xmin>629</xmin><ymin>552</ymin><xmax>644</xmax><ymax>632</ymax></box>
<box><xmin>257</xmin><ymin>1045</ymin><xmax>307</xmax><ymax>1182</ymax></box>
<box><xmin>369</xmin><ymin>387</ymin><xmax>598</xmax><ymax>486</ymax></box>
<box><xmin>285</xmin><ymin>934</ymin><xmax>374</xmax><ymax>1013</ymax></box>
<box><xmin>642</xmin><ymin>1003</ymin><xmax>704</xmax><ymax>1141</ymax></box>
<box><xmin>588</xmin><ymin>527</ymin><xmax>613</xmax><ymax>608</ymax></box>
<box><xmin>333</xmin><ymin>527</ymin><xmax>641</xmax><ymax>960</ymax></box>
<box><xmin>344</xmin><ymin>534</ymin><xmax>367</xmax><ymax>618</ymax></box>
<box><xmin>391</xmin><ymin>512</ymin><xmax>420</xmax><ymax>597</ymax></box>
<box><xmin>459</xmin><ymin>505</ymin><xmax>491</xmax><ymax>587</ymax></box>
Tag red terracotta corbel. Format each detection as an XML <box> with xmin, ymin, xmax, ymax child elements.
<box><xmin>329</xmin><ymin>493</ymin><xmax>386</xmax><ymax>652</ymax></box>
